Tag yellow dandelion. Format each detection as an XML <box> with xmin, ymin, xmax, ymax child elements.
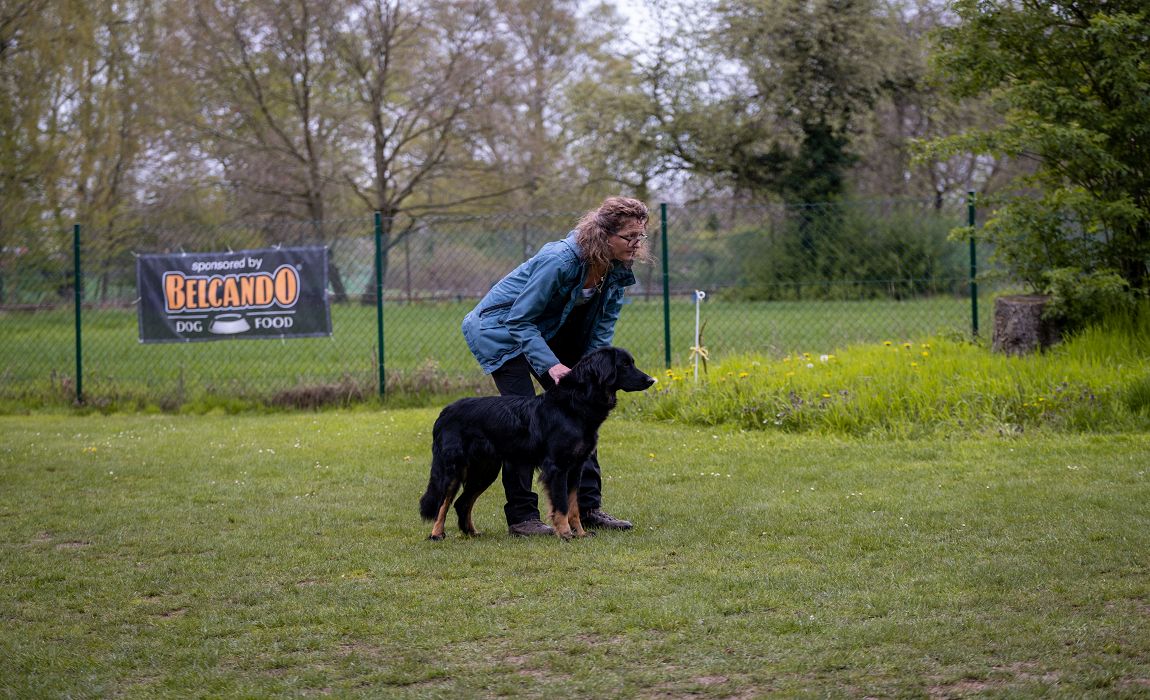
<box><xmin>902</xmin><ymin>342</ymin><xmax>912</xmax><ymax>349</ymax></box>
<box><xmin>883</xmin><ymin>341</ymin><xmax>892</xmax><ymax>347</ymax></box>
<box><xmin>821</xmin><ymin>393</ymin><xmax>831</xmax><ymax>399</ymax></box>
<box><xmin>922</xmin><ymin>351</ymin><xmax>930</xmax><ymax>357</ymax></box>
<box><xmin>785</xmin><ymin>371</ymin><xmax>796</xmax><ymax>378</ymax></box>
<box><xmin>739</xmin><ymin>372</ymin><xmax>750</xmax><ymax>378</ymax></box>
<box><xmin>911</xmin><ymin>362</ymin><xmax>919</xmax><ymax>368</ymax></box>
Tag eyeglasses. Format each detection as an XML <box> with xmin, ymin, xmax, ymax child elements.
<box><xmin>614</xmin><ymin>232</ymin><xmax>648</xmax><ymax>246</ymax></box>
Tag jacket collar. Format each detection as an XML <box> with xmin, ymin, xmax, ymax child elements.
<box><xmin>563</xmin><ymin>231</ymin><xmax>582</xmax><ymax>258</ymax></box>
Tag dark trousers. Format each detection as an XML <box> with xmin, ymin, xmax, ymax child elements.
<box><xmin>489</xmin><ymin>301</ymin><xmax>603</xmax><ymax>525</ymax></box>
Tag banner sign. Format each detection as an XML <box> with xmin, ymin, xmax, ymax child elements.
<box><xmin>136</xmin><ymin>246</ymin><xmax>332</xmax><ymax>344</ymax></box>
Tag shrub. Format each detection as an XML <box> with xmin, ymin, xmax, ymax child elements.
<box><xmin>1041</xmin><ymin>267</ymin><xmax>1139</xmax><ymax>335</ymax></box>
<box><xmin>730</xmin><ymin>201</ymin><xmax>966</xmax><ymax>301</ymax></box>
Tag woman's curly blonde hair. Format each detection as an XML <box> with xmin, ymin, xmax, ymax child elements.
<box><xmin>575</xmin><ymin>196</ymin><xmax>651</xmax><ymax>272</ymax></box>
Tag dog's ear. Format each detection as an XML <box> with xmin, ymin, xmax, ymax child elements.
<box><xmin>590</xmin><ymin>348</ymin><xmax>617</xmax><ymax>388</ymax></box>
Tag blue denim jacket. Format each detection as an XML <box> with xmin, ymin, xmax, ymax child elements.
<box><xmin>462</xmin><ymin>232</ymin><xmax>637</xmax><ymax>375</ymax></box>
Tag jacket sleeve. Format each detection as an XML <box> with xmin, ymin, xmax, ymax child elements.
<box><xmin>503</xmin><ymin>253</ymin><xmax>577</xmax><ymax>375</ymax></box>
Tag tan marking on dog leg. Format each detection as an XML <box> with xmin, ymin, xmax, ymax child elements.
<box><xmin>454</xmin><ymin>493</ymin><xmax>479</xmax><ymax>536</ymax></box>
<box><xmin>549</xmin><ymin>498</ymin><xmax>573</xmax><ymax>539</ymax></box>
<box><xmin>567</xmin><ymin>491</ymin><xmax>587</xmax><ymax>537</ymax></box>
<box><xmin>430</xmin><ymin>500</ymin><xmax>450</xmax><ymax>540</ymax></box>
<box><xmin>429</xmin><ymin>480</ymin><xmax>460</xmax><ymax>541</ymax></box>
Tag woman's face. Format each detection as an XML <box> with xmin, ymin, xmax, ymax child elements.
<box><xmin>608</xmin><ymin>219</ymin><xmax>649</xmax><ymax>263</ymax></box>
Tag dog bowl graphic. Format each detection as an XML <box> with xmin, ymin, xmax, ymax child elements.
<box><xmin>209</xmin><ymin>314</ymin><xmax>251</xmax><ymax>335</ymax></box>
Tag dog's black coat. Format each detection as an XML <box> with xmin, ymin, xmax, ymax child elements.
<box><xmin>419</xmin><ymin>346</ymin><xmax>655</xmax><ymax>540</ymax></box>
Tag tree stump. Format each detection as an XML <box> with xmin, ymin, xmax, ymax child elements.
<box><xmin>991</xmin><ymin>295</ymin><xmax>1061</xmax><ymax>356</ymax></box>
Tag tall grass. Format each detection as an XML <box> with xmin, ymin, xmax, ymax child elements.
<box><xmin>624</xmin><ymin>313</ymin><xmax>1150</xmax><ymax>436</ymax></box>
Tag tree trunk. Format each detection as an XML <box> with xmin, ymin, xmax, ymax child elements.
<box><xmin>328</xmin><ymin>259</ymin><xmax>348</xmax><ymax>304</ymax></box>
<box><xmin>991</xmin><ymin>295</ymin><xmax>1061</xmax><ymax>356</ymax></box>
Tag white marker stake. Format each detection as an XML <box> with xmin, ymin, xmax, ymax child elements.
<box><xmin>694</xmin><ymin>290</ymin><xmax>706</xmax><ymax>382</ymax></box>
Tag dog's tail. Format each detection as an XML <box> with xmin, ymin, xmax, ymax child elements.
<box><xmin>419</xmin><ymin>428</ymin><xmax>463</xmax><ymax>521</ymax></box>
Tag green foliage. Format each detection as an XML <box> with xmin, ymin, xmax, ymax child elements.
<box><xmin>1123</xmin><ymin>375</ymin><xmax>1150</xmax><ymax>416</ymax></box>
<box><xmin>667</xmin><ymin>0</ymin><xmax>896</xmax><ymax>201</ymax></box>
<box><xmin>1040</xmin><ymin>267</ymin><xmax>1138</xmax><ymax>334</ymax></box>
<box><xmin>927</xmin><ymin>0</ymin><xmax>1150</xmax><ymax>293</ymax></box>
<box><xmin>731</xmin><ymin>201</ymin><xmax>966</xmax><ymax>301</ymax></box>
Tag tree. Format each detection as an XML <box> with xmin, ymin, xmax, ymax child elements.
<box><xmin>1</xmin><ymin>0</ymin><xmax>52</xmax><ymax>234</ymax></box>
<box><xmin>1</xmin><ymin>0</ymin><xmax>59</xmax><ymax>303</ymax></box>
<box><xmin>701</xmin><ymin>0</ymin><xmax>893</xmax><ymax>203</ymax></box>
<box><xmin>1</xmin><ymin>0</ymin><xmax>160</xmax><ymax>301</ymax></box>
<box><xmin>852</xmin><ymin>0</ymin><xmax>1022</xmax><ymax>207</ymax></box>
<box><xmin>333</xmin><ymin>0</ymin><xmax>518</xmax><ymax>288</ymax></box>
<box><xmin>486</xmin><ymin>0</ymin><xmax>580</xmax><ymax>208</ymax></box>
<box><xmin>565</xmin><ymin>0</ymin><xmax>694</xmax><ymax>204</ymax></box>
<box><xmin>927</xmin><ymin>0</ymin><xmax>1150</xmax><ymax>296</ymax></box>
<box><xmin>175</xmin><ymin>0</ymin><xmax>354</xmax><ymax>298</ymax></box>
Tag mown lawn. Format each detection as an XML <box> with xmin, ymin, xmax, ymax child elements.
<box><xmin>2</xmin><ymin>411</ymin><xmax>1148</xmax><ymax>697</ymax></box>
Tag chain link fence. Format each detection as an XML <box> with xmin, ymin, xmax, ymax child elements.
<box><xmin>0</xmin><ymin>198</ymin><xmax>997</xmax><ymax>408</ymax></box>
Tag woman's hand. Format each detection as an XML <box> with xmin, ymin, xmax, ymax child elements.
<box><xmin>547</xmin><ymin>363</ymin><xmax>571</xmax><ymax>384</ymax></box>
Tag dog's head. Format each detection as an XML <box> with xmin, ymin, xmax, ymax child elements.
<box><xmin>561</xmin><ymin>347</ymin><xmax>656</xmax><ymax>405</ymax></box>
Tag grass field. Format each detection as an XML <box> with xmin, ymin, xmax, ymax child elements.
<box><xmin>2</xmin><ymin>411</ymin><xmax>1148</xmax><ymax>697</ymax></box>
<box><xmin>1</xmin><ymin>296</ymin><xmax>987</xmax><ymax>408</ymax></box>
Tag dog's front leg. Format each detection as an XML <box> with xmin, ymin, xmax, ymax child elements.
<box><xmin>549</xmin><ymin>503</ymin><xmax>574</xmax><ymax>540</ymax></box>
<box><xmin>565</xmin><ymin>468</ymin><xmax>592</xmax><ymax>538</ymax></box>
<box><xmin>566</xmin><ymin>488</ymin><xmax>587</xmax><ymax>538</ymax></box>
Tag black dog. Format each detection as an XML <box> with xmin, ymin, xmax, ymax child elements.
<box><xmin>419</xmin><ymin>347</ymin><xmax>655</xmax><ymax>540</ymax></box>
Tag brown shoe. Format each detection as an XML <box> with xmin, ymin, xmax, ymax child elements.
<box><xmin>581</xmin><ymin>509</ymin><xmax>633</xmax><ymax>530</ymax></box>
<box><xmin>508</xmin><ymin>519</ymin><xmax>556</xmax><ymax>537</ymax></box>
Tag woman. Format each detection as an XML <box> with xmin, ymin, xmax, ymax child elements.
<box><xmin>462</xmin><ymin>196</ymin><xmax>650</xmax><ymax>537</ymax></box>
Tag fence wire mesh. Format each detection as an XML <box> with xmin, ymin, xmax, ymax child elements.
<box><xmin>0</xmin><ymin>198</ymin><xmax>996</xmax><ymax>407</ymax></box>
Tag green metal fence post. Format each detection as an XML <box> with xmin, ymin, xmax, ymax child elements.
<box><xmin>660</xmin><ymin>202</ymin><xmax>671</xmax><ymax>370</ymax></box>
<box><xmin>968</xmin><ymin>191</ymin><xmax>979</xmax><ymax>339</ymax></box>
<box><xmin>72</xmin><ymin>223</ymin><xmax>84</xmax><ymax>404</ymax></box>
<box><xmin>374</xmin><ymin>211</ymin><xmax>386</xmax><ymax>397</ymax></box>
